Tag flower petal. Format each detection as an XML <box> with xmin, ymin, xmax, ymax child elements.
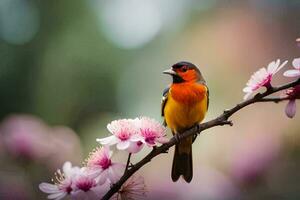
<box><xmin>62</xmin><ymin>162</ymin><xmax>80</xmax><ymax>178</ymax></box>
<box><xmin>97</xmin><ymin>169</ymin><xmax>109</xmax><ymax>184</ymax></box>
<box><xmin>96</xmin><ymin>135</ymin><xmax>118</xmax><ymax>146</ymax></box>
<box><xmin>39</xmin><ymin>183</ymin><xmax>59</xmax><ymax>194</ymax></box>
<box><xmin>267</xmin><ymin>60</ymin><xmax>278</xmax><ymax>74</ymax></box>
<box><xmin>85</xmin><ymin>191</ymin><xmax>99</xmax><ymax>200</ymax></box>
<box><xmin>108</xmin><ymin>163</ymin><xmax>125</xmax><ymax>183</ymax></box>
<box><xmin>71</xmin><ymin>190</ymin><xmax>85</xmax><ymax>200</ymax></box>
<box><xmin>157</xmin><ymin>137</ymin><xmax>169</xmax><ymax>144</ymax></box>
<box><xmin>127</xmin><ymin>142</ymin><xmax>144</xmax><ymax>153</ymax></box>
<box><xmin>91</xmin><ymin>181</ymin><xmax>110</xmax><ymax>199</ymax></box>
<box><xmin>130</xmin><ymin>134</ymin><xmax>143</xmax><ymax>142</ymax></box>
<box><xmin>62</xmin><ymin>161</ymin><xmax>72</xmax><ymax>171</ymax></box>
<box><xmin>116</xmin><ymin>141</ymin><xmax>130</xmax><ymax>150</ymax></box>
<box><xmin>86</xmin><ymin>168</ymin><xmax>103</xmax><ymax>180</ymax></box>
<box><xmin>48</xmin><ymin>191</ymin><xmax>67</xmax><ymax>200</ymax></box>
<box><xmin>275</xmin><ymin>60</ymin><xmax>288</xmax><ymax>73</ymax></box>
<box><xmin>243</xmin><ymin>86</ymin><xmax>253</xmax><ymax>93</ymax></box>
<box><xmin>283</xmin><ymin>70</ymin><xmax>300</xmax><ymax>77</ymax></box>
<box><xmin>292</xmin><ymin>58</ymin><xmax>300</xmax><ymax>69</ymax></box>
<box><xmin>102</xmin><ymin>145</ymin><xmax>112</xmax><ymax>158</ymax></box>
<box><xmin>243</xmin><ymin>92</ymin><xmax>252</xmax><ymax>100</ymax></box>
<box><xmin>285</xmin><ymin>99</ymin><xmax>296</xmax><ymax>118</ymax></box>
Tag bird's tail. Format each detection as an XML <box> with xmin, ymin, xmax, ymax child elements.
<box><xmin>171</xmin><ymin>137</ymin><xmax>193</xmax><ymax>183</ymax></box>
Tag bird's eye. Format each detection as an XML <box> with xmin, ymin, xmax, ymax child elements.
<box><xmin>181</xmin><ymin>66</ymin><xmax>188</xmax><ymax>72</ymax></box>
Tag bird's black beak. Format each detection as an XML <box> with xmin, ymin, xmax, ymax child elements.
<box><xmin>163</xmin><ymin>68</ymin><xmax>184</xmax><ymax>83</ymax></box>
<box><xmin>163</xmin><ymin>68</ymin><xmax>177</xmax><ymax>76</ymax></box>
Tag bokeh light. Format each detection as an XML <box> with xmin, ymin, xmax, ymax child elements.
<box><xmin>0</xmin><ymin>0</ymin><xmax>39</xmax><ymax>45</ymax></box>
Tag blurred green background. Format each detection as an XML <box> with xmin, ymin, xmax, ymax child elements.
<box><xmin>0</xmin><ymin>0</ymin><xmax>300</xmax><ymax>199</ymax></box>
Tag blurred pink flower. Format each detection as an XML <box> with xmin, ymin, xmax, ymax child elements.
<box><xmin>111</xmin><ymin>175</ymin><xmax>146</xmax><ymax>200</ymax></box>
<box><xmin>133</xmin><ymin>117</ymin><xmax>168</xmax><ymax>147</ymax></box>
<box><xmin>283</xmin><ymin>58</ymin><xmax>300</xmax><ymax>78</ymax></box>
<box><xmin>48</xmin><ymin>126</ymin><xmax>83</xmax><ymax>168</ymax></box>
<box><xmin>85</xmin><ymin>146</ymin><xmax>124</xmax><ymax>184</ymax></box>
<box><xmin>284</xmin><ymin>85</ymin><xmax>300</xmax><ymax>118</ymax></box>
<box><xmin>0</xmin><ymin>114</ymin><xmax>83</xmax><ymax>169</ymax></box>
<box><xmin>1</xmin><ymin>115</ymin><xmax>51</xmax><ymax>159</ymax></box>
<box><xmin>296</xmin><ymin>38</ymin><xmax>300</xmax><ymax>48</ymax></box>
<box><xmin>229</xmin><ymin>134</ymin><xmax>280</xmax><ymax>185</ymax></box>
<box><xmin>243</xmin><ymin>59</ymin><xmax>287</xmax><ymax>100</ymax></box>
<box><xmin>97</xmin><ymin>119</ymin><xmax>143</xmax><ymax>153</ymax></box>
<box><xmin>39</xmin><ymin>162</ymin><xmax>81</xmax><ymax>200</ymax></box>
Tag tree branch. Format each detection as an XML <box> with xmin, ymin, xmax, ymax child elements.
<box><xmin>102</xmin><ymin>78</ymin><xmax>300</xmax><ymax>200</ymax></box>
<box><xmin>124</xmin><ymin>153</ymin><xmax>132</xmax><ymax>173</ymax></box>
<box><xmin>257</xmin><ymin>96</ymin><xmax>290</xmax><ymax>103</ymax></box>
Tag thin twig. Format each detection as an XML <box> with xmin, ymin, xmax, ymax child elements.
<box><xmin>257</xmin><ymin>96</ymin><xmax>290</xmax><ymax>103</ymax></box>
<box><xmin>124</xmin><ymin>153</ymin><xmax>132</xmax><ymax>173</ymax></box>
<box><xmin>102</xmin><ymin>78</ymin><xmax>300</xmax><ymax>200</ymax></box>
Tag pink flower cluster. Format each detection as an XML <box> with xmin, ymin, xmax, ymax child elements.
<box><xmin>97</xmin><ymin>117</ymin><xmax>168</xmax><ymax>153</ymax></box>
<box><xmin>40</xmin><ymin>117</ymin><xmax>166</xmax><ymax>200</ymax></box>
<box><xmin>39</xmin><ymin>161</ymin><xmax>111</xmax><ymax>200</ymax></box>
<box><xmin>243</xmin><ymin>58</ymin><xmax>300</xmax><ymax>118</ymax></box>
<box><xmin>283</xmin><ymin>59</ymin><xmax>300</xmax><ymax>116</ymax></box>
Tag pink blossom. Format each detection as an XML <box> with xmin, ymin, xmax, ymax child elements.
<box><xmin>285</xmin><ymin>99</ymin><xmax>296</xmax><ymax>118</ymax></box>
<box><xmin>39</xmin><ymin>162</ymin><xmax>81</xmax><ymax>200</ymax></box>
<box><xmin>284</xmin><ymin>85</ymin><xmax>300</xmax><ymax>118</ymax></box>
<box><xmin>243</xmin><ymin>59</ymin><xmax>288</xmax><ymax>100</ymax></box>
<box><xmin>0</xmin><ymin>114</ymin><xmax>83</xmax><ymax>168</ymax></box>
<box><xmin>133</xmin><ymin>117</ymin><xmax>168</xmax><ymax>147</ymax></box>
<box><xmin>85</xmin><ymin>146</ymin><xmax>125</xmax><ymax>184</ymax></box>
<box><xmin>283</xmin><ymin>58</ymin><xmax>300</xmax><ymax>78</ymax></box>
<box><xmin>97</xmin><ymin>119</ymin><xmax>143</xmax><ymax>153</ymax></box>
<box><xmin>296</xmin><ymin>38</ymin><xmax>300</xmax><ymax>48</ymax></box>
<box><xmin>229</xmin><ymin>135</ymin><xmax>280</xmax><ymax>185</ymax></box>
<box><xmin>70</xmin><ymin>169</ymin><xmax>110</xmax><ymax>200</ymax></box>
<box><xmin>39</xmin><ymin>162</ymin><xmax>110</xmax><ymax>200</ymax></box>
<box><xmin>111</xmin><ymin>175</ymin><xmax>147</xmax><ymax>200</ymax></box>
<box><xmin>282</xmin><ymin>57</ymin><xmax>300</xmax><ymax>118</ymax></box>
<box><xmin>1</xmin><ymin>115</ymin><xmax>51</xmax><ymax>159</ymax></box>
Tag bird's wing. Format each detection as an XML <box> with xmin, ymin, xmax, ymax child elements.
<box><xmin>198</xmin><ymin>80</ymin><xmax>209</xmax><ymax>110</ymax></box>
<box><xmin>161</xmin><ymin>86</ymin><xmax>170</xmax><ymax>126</ymax></box>
<box><xmin>206</xmin><ymin>86</ymin><xmax>209</xmax><ymax>110</ymax></box>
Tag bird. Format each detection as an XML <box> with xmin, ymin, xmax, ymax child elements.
<box><xmin>161</xmin><ymin>61</ymin><xmax>209</xmax><ymax>183</ymax></box>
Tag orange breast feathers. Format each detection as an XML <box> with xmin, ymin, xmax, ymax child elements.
<box><xmin>171</xmin><ymin>82</ymin><xmax>207</xmax><ymax>105</ymax></box>
<box><xmin>164</xmin><ymin>82</ymin><xmax>208</xmax><ymax>132</ymax></box>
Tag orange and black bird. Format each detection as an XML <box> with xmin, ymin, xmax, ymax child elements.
<box><xmin>161</xmin><ymin>61</ymin><xmax>209</xmax><ymax>183</ymax></box>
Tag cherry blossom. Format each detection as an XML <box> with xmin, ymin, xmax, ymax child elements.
<box><xmin>243</xmin><ymin>59</ymin><xmax>287</xmax><ymax>100</ymax></box>
<box><xmin>111</xmin><ymin>175</ymin><xmax>147</xmax><ymax>200</ymax></box>
<box><xmin>97</xmin><ymin>119</ymin><xmax>143</xmax><ymax>153</ymax></box>
<box><xmin>284</xmin><ymin>85</ymin><xmax>300</xmax><ymax>118</ymax></box>
<box><xmin>39</xmin><ymin>162</ymin><xmax>81</xmax><ymax>200</ymax></box>
<box><xmin>133</xmin><ymin>117</ymin><xmax>168</xmax><ymax>147</ymax></box>
<box><xmin>85</xmin><ymin>146</ymin><xmax>124</xmax><ymax>184</ymax></box>
<box><xmin>70</xmin><ymin>169</ymin><xmax>110</xmax><ymax>200</ymax></box>
<box><xmin>283</xmin><ymin>58</ymin><xmax>300</xmax><ymax>78</ymax></box>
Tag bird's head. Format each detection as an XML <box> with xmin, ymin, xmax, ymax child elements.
<box><xmin>163</xmin><ymin>61</ymin><xmax>205</xmax><ymax>83</ymax></box>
